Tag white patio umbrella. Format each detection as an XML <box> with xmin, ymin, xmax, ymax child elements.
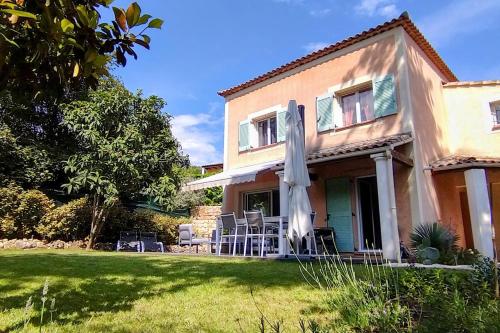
<box><xmin>284</xmin><ymin>100</ymin><xmax>313</xmax><ymax>243</ymax></box>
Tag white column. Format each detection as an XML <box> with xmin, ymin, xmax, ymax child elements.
<box><xmin>276</xmin><ymin>171</ymin><xmax>289</xmax><ymax>216</ymax></box>
<box><xmin>465</xmin><ymin>169</ymin><xmax>494</xmax><ymax>258</ymax></box>
<box><xmin>221</xmin><ymin>185</ymin><xmax>229</xmax><ymax>213</ymax></box>
<box><xmin>371</xmin><ymin>152</ymin><xmax>401</xmax><ymax>262</ymax></box>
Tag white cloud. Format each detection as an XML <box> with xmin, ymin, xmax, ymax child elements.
<box><xmin>309</xmin><ymin>8</ymin><xmax>331</xmax><ymax>17</ymax></box>
<box><xmin>302</xmin><ymin>41</ymin><xmax>330</xmax><ymax>53</ymax></box>
<box><xmin>354</xmin><ymin>0</ymin><xmax>400</xmax><ymax>18</ymax></box>
<box><xmin>171</xmin><ymin>112</ymin><xmax>223</xmax><ymax>166</ymax></box>
<box><xmin>418</xmin><ymin>0</ymin><xmax>500</xmax><ymax>47</ymax></box>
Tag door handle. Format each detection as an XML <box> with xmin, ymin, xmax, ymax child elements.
<box><xmin>326</xmin><ymin>214</ymin><xmax>331</xmax><ymax>221</ymax></box>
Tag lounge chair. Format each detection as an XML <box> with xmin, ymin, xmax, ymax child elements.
<box><xmin>178</xmin><ymin>224</ymin><xmax>209</xmax><ymax>253</ymax></box>
<box><xmin>139</xmin><ymin>232</ymin><xmax>164</xmax><ymax>253</ymax></box>
<box><xmin>116</xmin><ymin>231</ymin><xmax>141</xmax><ymax>252</ymax></box>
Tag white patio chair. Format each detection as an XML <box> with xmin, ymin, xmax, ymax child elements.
<box><xmin>218</xmin><ymin>213</ymin><xmax>246</xmax><ymax>256</ymax></box>
<box><xmin>244</xmin><ymin>210</ymin><xmax>279</xmax><ymax>257</ymax></box>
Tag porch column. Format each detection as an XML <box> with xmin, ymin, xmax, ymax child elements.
<box><xmin>464</xmin><ymin>169</ymin><xmax>494</xmax><ymax>258</ymax></box>
<box><xmin>371</xmin><ymin>152</ymin><xmax>401</xmax><ymax>262</ymax></box>
<box><xmin>276</xmin><ymin>171</ymin><xmax>289</xmax><ymax>216</ymax></box>
<box><xmin>221</xmin><ymin>185</ymin><xmax>229</xmax><ymax>213</ymax></box>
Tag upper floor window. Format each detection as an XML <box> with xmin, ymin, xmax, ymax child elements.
<box><xmin>257</xmin><ymin>116</ymin><xmax>277</xmax><ymax>147</ymax></box>
<box><xmin>492</xmin><ymin>103</ymin><xmax>500</xmax><ymax>128</ymax></box>
<box><xmin>316</xmin><ymin>74</ymin><xmax>397</xmax><ymax>133</ymax></box>
<box><xmin>341</xmin><ymin>88</ymin><xmax>374</xmax><ymax>127</ymax></box>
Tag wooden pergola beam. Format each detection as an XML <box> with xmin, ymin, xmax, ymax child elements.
<box><xmin>391</xmin><ymin>149</ymin><xmax>414</xmax><ymax>167</ymax></box>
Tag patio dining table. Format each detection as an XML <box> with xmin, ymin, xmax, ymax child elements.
<box><xmin>215</xmin><ymin>216</ymin><xmax>289</xmax><ymax>256</ymax></box>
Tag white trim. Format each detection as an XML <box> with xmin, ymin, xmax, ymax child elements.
<box><xmin>226</xmin><ymin>30</ymin><xmax>398</xmax><ymax>100</ymax></box>
<box><xmin>245</xmin><ymin>104</ymin><xmax>283</xmax><ymax>149</ymax></box>
<box><xmin>183</xmin><ymin>160</ymin><xmax>281</xmax><ymax>191</ymax></box>
<box><xmin>483</xmin><ymin>95</ymin><xmax>500</xmax><ymax>133</ymax></box>
<box><xmin>223</xmin><ymin>102</ymin><xmax>229</xmax><ymax>171</ymax></box>
<box><xmin>247</xmin><ymin>104</ymin><xmax>282</xmax><ymax>121</ymax></box>
<box><xmin>243</xmin><ymin>188</ymin><xmax>280</xmax><ymax>216</ymax></box>
<box><xmin>327</xmin><ymin>74</ymin><xmax>374</xmax><ymax>95</ymax></box>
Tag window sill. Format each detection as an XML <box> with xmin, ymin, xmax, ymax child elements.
<box><xmin>239</xmin><ymin>142</ymin><xmax>283</xmax><ymax>154</ymax></box>
<box><xmin>317</xmin><ymin>119</ymin><xmax>377</xmax><ymax>135</ymax></box>
<box><xmin>335</xmin><ymin>119</ymin><xmax>377</xmax><ymax>132</ymax></box>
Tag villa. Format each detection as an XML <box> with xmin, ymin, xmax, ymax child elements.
<box><xmin>185</xmin><ymin>13</ymin><xmax>500</xmax><ymax>261</ymax></box>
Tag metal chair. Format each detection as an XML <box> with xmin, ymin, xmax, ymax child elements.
<box><xmin>116</xmin><ymin>231</ymin><xmax>141</xmax><ymax>252</ymax></box>
<box><xmin>139</xmin><ymin>232</ymin><xmax>164</xmax><ymax>253</ymax></box>
<box><xmin>244</xmin><ymin>210</ymin><xmax>279</xmax><ymax>257</ymax></box>
<box><xmin>178</xmin><ymin>224</ymin><xmax>209</xmax><ymax>253</ymax></box>
<box><xmin>218</xmin><ymin>213</ymin><xmax>246</xmax><ymax>256</ymax></box>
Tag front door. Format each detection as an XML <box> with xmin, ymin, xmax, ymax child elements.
<box><xmin>326</xmin><ymin>177</ymin><xmax>354</xmax><ymax>252</ymax></box>
<box><xmin>357</xmin><ymin>176</ymin><xmax>382</xmax><ymax>250</ymax></box>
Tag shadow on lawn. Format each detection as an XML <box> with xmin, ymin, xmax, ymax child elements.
<box><xmin>0</xmin><ymin>252</ymin><xmax>312</xmax><ymax>330</ymax></box>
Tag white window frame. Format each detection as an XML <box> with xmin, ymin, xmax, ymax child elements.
<box><xmin>338</xmin><ymin>85</ymin><xmax>374</xmax><ymax>128</ymax></box>
<box><xmin>256</xmin><ymin>116</ymin><xmax>277</xmax><ymax>147</ymax></box>
<box><xmin>243</xmin><ymin>188</ymin><xmax>279</xmax><ymax>216</ymax></box>
<box><xmin>492</xmin><ymin>102</ymin><xmax>500</xmax><ymax>128</ymax></box>
<box><xmin>245</xmin><ymin>104</ymin><xmax>283</xmax><ymax>149</ymax></box>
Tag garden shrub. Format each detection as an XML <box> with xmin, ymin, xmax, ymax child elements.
<box><xmin>298</xmin><ymin>253</ymin><xmax>499</xmax><ymax>333</ymax></box>
<box><xmin>129</xmin><ymin>210</ymin><xmax>190</xmax><ymax>244</ymax></box>
<box><xmin>395</xmin><ymin>266</ymin><xmax>499</xmax><ymax>332</ymax></box>
<box><xmin>99</xmin><ymin>206</ymin><xmax>190</xmax><ymax>244</ymax></box>
<box><xmin>0</xmin><ymin>184</ymin><xmax>54</xmax><ymax>238</ymax></box>
<box><xmin>37</xmin><ymin>198</ymin><xmax>92</xmax><ymax>241</ymax></box>
<box><xmin>410</xmin><ymin>222</ymin><xmax>460</xmax><ymax>264</ymax></box>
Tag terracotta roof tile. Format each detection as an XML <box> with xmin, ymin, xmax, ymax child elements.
<box><xmin>218</xmin><ymin>13</ymin><xmax>457</xmax><ymax>97</ymax></box>
<box><xmin>430</xmin><ymin>156</ymin><xmax>500</xmax><ymax>171</ymax></box>
<box><xmin>307</xmin><ymin>133</ymin><xmax>412</xmax><ymax>162</ymax></box>
<box><xmin>274</xmin><ymin>133</ymin><xmax>412</xmax><ymax>168</ymax></box>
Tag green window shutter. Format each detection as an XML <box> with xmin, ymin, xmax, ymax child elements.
<box><xmin>373</xmin><ymin>75</ymin><xmax>397</xmax><ymax>118</ymax></box>
<box><xmin>316</xmin><ymin>95</ymin><xmax>333</xmax><ymax>132</ymax></box>
<box><xmin>276</xmin><ymin>108</ymin><xmax>287</xmax><ymax>142</ymax></box>
<box><xmin>238</xmin><ymin>120</ymin><xmax>250</xmax><ymax>152</ymax></box>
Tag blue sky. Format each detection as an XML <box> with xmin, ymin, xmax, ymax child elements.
<box><xmin>102</xmin><ymin>0</ymin><xmax>500</xmax><ymax>166</ymax></box>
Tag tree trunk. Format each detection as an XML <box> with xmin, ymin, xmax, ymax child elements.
<box><xmin>86</xmin><ymin>194</ymin><xmax>110</xmax><ymax>250</ymax></box>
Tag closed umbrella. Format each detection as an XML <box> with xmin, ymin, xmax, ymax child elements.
<box><xmin>284</xmin><ymin>100</ymin><xmax>313</xmax><ymax>243</ymax></box>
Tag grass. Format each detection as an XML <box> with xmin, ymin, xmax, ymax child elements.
<box><xmin>0</xmin><ymin>250</ymin><xmax>330</xmax><ymax>332</ymax></box>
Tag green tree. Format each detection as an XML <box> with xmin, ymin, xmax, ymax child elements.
<box><xmin>0</xmin><ymin>0</ymin><xmax>162</xmax><ymax>94</ymax></box>
<box><xmin>0</xmin><ymin>124</ymin><xmax>52</xmax><ymax>187</ymax></box>
<box><xmin>61</xmin><ymin>78</ymin><xmax>188</xmax><ymax>249</ymax></box>
<box><xmin>0</xmin><ymin>0</ymin><xmax>163</xmax><ymax>190</ymax></box>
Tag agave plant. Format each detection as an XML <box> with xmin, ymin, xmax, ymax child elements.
<box><xmin>410</xmin><ymin>222</ymin><xmax>459</xmax><ymax>253</ymax></box>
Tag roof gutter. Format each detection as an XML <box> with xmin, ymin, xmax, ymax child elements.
<box><xmin>272</xmin><ymin>137</ymin><xmax>413</xmax><ymax>170</ymax></box>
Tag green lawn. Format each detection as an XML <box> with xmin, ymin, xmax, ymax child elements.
<box><xmin>0</xmin><ymin>250</ymin><xmax>329</xmax><ymax>332</ymax></box>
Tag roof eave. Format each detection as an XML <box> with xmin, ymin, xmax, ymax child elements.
<box><xmin>218</xmin><ymin>13</ymin><xmax>457</xmax><ymax>98</ymax></box>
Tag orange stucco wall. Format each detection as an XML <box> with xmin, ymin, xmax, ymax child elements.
<box><xmin>434</xmin><ymin>169</ymin><xmax>500</xmax><ymax>252</ymax></box>
<box><xmin>443</xmin><ymin>85</ymin><xmax>500</xmax><ymax>156</ymax></box>
<box><xmin>404</xmin><ymin>31</ymin><xmax>451</xmax><ymax>224</ymax></box>
<box><xmin>225</xmin><ymin>33</ymin><xmax>403</xmax><ymax>170</ymax></box>
<box><xmin>225</xmin><ymin>154</ymin><xmax>413</xmax><ymax>249</ymax></box>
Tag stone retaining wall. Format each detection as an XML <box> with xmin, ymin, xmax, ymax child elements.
<box><xmin>190</xmin><ymin>205</ymin><xmax>221</xmax><ymax>238</ymax></box>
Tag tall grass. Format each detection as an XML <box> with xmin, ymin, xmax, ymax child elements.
<box><xmin>295</xmin><ymin>244</ymin><xmax>413</xmax><ymax>332</ymax></box>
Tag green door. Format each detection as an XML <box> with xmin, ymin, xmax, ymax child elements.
<box><xmin>326</xmin><ymin>177</ymin><xmax>354</xmax><ymax>252</ymax></box>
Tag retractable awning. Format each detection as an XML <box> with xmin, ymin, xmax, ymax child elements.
<box><xmin>182</xmin><ymin>160</ymin><xmax>282</xmax><ymax>191</ymax></box>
